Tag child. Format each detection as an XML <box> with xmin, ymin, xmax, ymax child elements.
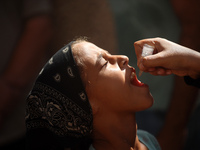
<box><xmin>25</xmin><ymin>39</ymin><xmax>161</xmax><ymax>150</ymax></box>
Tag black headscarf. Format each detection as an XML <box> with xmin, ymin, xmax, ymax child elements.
<box><xmin>25</xmin><ymin>42</ymin><xmax>93</xmax><ymax>149</ymax></box>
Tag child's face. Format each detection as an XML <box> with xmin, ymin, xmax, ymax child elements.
<box><xmin>73</xmin><ymin>41</ymin><xmax>153</xmax><ymax>113</ymax></box>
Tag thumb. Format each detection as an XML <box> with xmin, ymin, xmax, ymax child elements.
<box><xmin>142</xmin><ymin>53</ymin><xmax>165</xmax><ymax>68</ymax></box>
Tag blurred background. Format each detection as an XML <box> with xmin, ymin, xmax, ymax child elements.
<box><xmin>0</xmin><ymin>0</ymin><xmax>200</xmax><ymax>150</ymax></box>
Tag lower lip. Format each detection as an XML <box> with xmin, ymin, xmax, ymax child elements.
<box><xmin>130</xmin><ymin>77</ymin><xmax>148</xmax><ymax>87</ymax></box>
<box><xmin>140</xmin><ymin>83</ymin><xmax>149</xmax><ymax>88</ymax></box>
<box><xmin>133</xmin><ymin>82</ymin><xmax>148</xmax><ymax>88</ymax></box>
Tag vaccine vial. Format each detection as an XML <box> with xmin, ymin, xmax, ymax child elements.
<box><xmin>139</xmin><ymin>44</ymin><xmax>154</xmax><ymax>76</ymax></box>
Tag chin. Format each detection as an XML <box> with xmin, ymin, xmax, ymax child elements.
<box><xmin>141</xmin><ymin>94</ymin><xmax>154</xmax><ymax>111</ymax></box>
<box><xmin>147</xmin><ymin>92</ymin><xmax>154</xmax><ymax>104</ymax></box>
<box><xmin>147</xmin><ymin>96</ymin><xmax>154</xmax><ymax>109</ymax></box>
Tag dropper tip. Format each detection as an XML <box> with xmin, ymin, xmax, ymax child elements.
<box><xmin>139</xmin><ymin>70</ymin><xmax>143</xmax><ymax>77</ymax></box>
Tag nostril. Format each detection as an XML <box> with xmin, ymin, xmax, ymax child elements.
<box><xmin>120</xmin><ymin>60</ymin><xmax>128</xmax><ymax>70</ymax></box>
<box><xmin>124</xmin><ymin>57</ymin><xmax>129</xmax><ymax>65</ymax></box>
<box><xmin>117</xmin><ymin>55</ymin><xmax>129</xmax><ymax>68</ymax></box>
<box><xmin>123</xmin><ymin>60</ymin><xmax>127</xmax><ymax>66</ymax></box>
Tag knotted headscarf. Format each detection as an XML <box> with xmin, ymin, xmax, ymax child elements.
<box><xmin>25</xmin><ymin>42</ymin><xmax>93</xmax><ymax>149</ymax></box>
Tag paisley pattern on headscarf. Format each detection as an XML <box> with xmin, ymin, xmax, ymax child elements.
<box><xmin>25</xmin><ymin>42</ymin><xmax>93</xmax><ymax>142</ymax></box>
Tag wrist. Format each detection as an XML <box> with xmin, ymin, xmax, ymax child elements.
<box><xmin>187</xmin><ymin>50</ymin><xmax>200</xmax><ymax>79</ymax></box>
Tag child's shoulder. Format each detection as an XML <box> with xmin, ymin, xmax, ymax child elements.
<box><xmin>137</xmin><ymin>130</ymin><xmax>161</xmax><ymax>150</ymax></box>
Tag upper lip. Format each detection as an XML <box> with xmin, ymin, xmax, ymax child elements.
<box><xmin>129</xmin><ymin>66</ymin><xmax>144</xmax><ymax>86</ymax></box>
<box><xmin>128</xmin><ymin>66</ymin><xmax>136</xmax><ymax>81</ymax></box>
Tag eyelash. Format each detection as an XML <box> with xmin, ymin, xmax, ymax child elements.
<box><xmin>103</xmin><ymin>61</ymin><xmax>108</xmax><ymax>67</ymax></box>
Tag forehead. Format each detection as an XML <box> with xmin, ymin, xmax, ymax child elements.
<box><xmin>73</xmin><ymin>41</ymin><xmax>104</xmax><ymax>64</ymax></box>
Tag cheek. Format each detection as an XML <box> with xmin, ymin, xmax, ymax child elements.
<box><xmin>88</xmin><ymin>78</ymin><xmax>122</xmax><ymax>106</ymax></box>
<box><xmin>99</xmin><ymin>73</ymin><xmax>125</xmax><ymax>96</ymax></box>
<box><xmin>103</xmin><ymin>68</ymin><xmax>125</xmax><ymax>84</ymax></box>
<box><xmin>94</xmin><ymin>69</ymin><xmax>126</xmax><ymax>98</ymax></box>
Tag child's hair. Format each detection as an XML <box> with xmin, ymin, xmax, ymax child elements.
<box><xmin>70</xmin><ymin>37</ymin><xmax>94</xmax><ymax>149</ymax></box>
<box><xmin>71</xmin><ymin>37</ymin><xmax>88</xmax><ymax>88</ymax></box>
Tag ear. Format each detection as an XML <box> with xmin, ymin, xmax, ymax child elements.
<box><xmin>85</xmin><ymin>82</ymin><xmax>99</xmax><ymax>115</ymax></box>
<box><xmin>89</xmin><ymin>99</ymin><xmax>99</xmax><ymax>116</ymax></box>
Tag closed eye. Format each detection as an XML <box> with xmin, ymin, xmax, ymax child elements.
<box><xmin>103</xmin><ymin>61</ymin><xmax>108</xmax><ymax>67</ymax></box>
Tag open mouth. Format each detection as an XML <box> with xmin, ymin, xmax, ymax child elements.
<box><xmin>130</xmin><ymin>69</ymin><xmax>145</xmax><ymax>87</ymax></box>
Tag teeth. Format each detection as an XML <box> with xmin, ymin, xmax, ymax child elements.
<box><xmin>130</xmin><ymin>72</ymin><xmax>135</xmax><ymax>79</ymax></box>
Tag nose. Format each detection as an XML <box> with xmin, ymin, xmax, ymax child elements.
<box><xmin>108</xmin><ymin>55</ymin><xmax>129</xmax><ymax>69</ymax></box>
<box><xmin>118</xmin><ymin>55</ymin><xmax>129</xmax><ymax>69</ymax></box>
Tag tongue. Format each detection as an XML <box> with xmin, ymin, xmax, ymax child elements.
<box><xmin>131</xmin><ymin>76</ymin><xmax>144</xmax><ymax>87</ymax></box>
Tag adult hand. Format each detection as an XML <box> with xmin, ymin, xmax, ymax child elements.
<box><xmin>134</xmin><ymin>38</ymin><xmax>200</xmax><ymax>79</ymax></box>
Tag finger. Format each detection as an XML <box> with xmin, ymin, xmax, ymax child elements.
<box><xmin>148</xmin><ymin>68</ymin><xmax>172</xmax><ymax>76</ymax></box>
<box><xmin>156</xmin><ymin>68</ymin><xmax>166</xmax><ymax>75</ymax></box>
<box><xmin>138</xmin><ymin>58</ymin><xmax>157</xmax><ymax>72</ymax></box>
<box><xmin>148</xmin><ymin>71</ymin><xmax>160</xmax><ymax>76</ymax></box>
<box><xmin>147</xmin><ymin>67</ymin><xmax>156</xmax><ymax>72</ymax></box>
<box><xmin>166</xmin><ymin>69</ymin><xmax>172</xmax><ymax>75</ymax></box>
<box><xmin>142</xmin><ymin>52</ymin><xmax>165</xmax><ymax>68</ymax></box>
<box><xmin>134</xmin><ymin>42</ymin><xmax>143</xmax><ymax>61</ymax></box>
<box><xmin>134</xmin><ymin>38</ymin><xmax>156</xmax><ymax>48</ymax></box>
<box><xmin>138</xmin><ymin>60</ymin><xmax>145</xmax><ymax>71</ymax></box>
<box><xmin>134</xmin><ymin>38</ymin><xmax>156</xmax><ymax>59</ymax></box>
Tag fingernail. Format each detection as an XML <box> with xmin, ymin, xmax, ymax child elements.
<box><xmin>166</xmin><ymin>70</ymin><xmax>172</xmax><ymax>75</ymax></box>
<box><xmin>157</xmin><ymin>70</ymin><xmax>162</xmax><ymax>75</ymax></box>
<box><xmin>148</xmin><ymin>68</ymin><xmax>155</xmax><ymax>72</ymax></box>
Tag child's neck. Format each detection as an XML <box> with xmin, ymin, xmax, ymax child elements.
<box><xmin>92</xmin><ymin>112</ymin><xmax>143</xmax><ymax>150</ymax></box>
